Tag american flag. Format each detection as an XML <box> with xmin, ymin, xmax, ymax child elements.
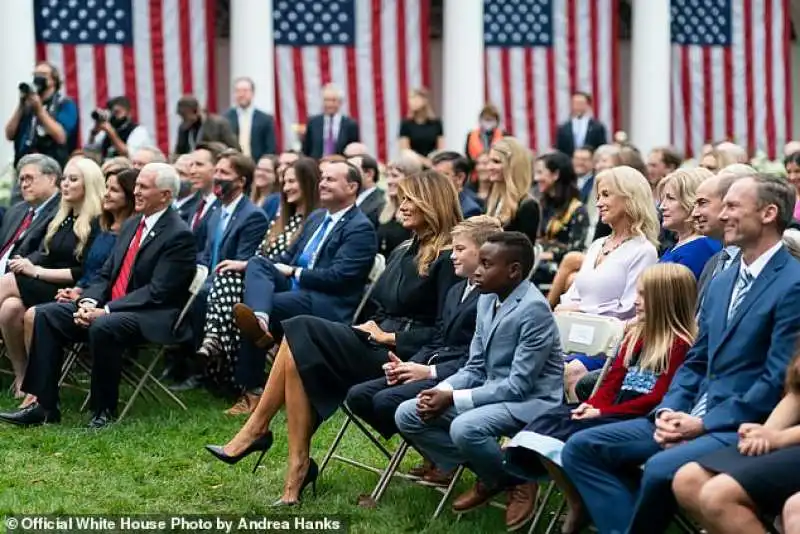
<box><xmin>34</xmin><ymin>0</ymin><xmax>216</xmax><ymax>155</ymax></box>
<box><xmin>483</xmin><ymin>0</ymin><xmax>619</xmax><ymax>154</ymax></box>
<box><xmin>273</xmin><ymin>0</ymin><xmax>430</xmax><ymax>162</ymax></box>
<box><xmin>671</xmin><ymin>0</ymin><xmax>792</xmax><ymax>159</ymax></box>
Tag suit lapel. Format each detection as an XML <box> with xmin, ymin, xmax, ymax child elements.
<box><xmin>315</xmin><ymin>207</ymin><xmax>352</xmax><ymax>258</ymax></box>
<box><xmin>139</xmin><ymin>210</ymin><xmax>173</xmax><ymax>252</ymax></box>
<box><xmin>220</xmin><ymin>198</ymin><xmax>247</xmax><ymax>245</ymax></box>
<box><xmin>336</xmin><ymin>116</ymin><xmax>348</xmax><ymax>149</ymax></box>
<box><xmin>441</xmin><ymin>280</ymin><xmax>468</xmax><ymax>340</ymax></box>
<box><xmin>484</xmin><ymin>282</ymin><xmax>528</xmax><ymax>348</ymax></box>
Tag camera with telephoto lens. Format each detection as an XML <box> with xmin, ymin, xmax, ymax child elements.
<box><xmin>18</xmin><ymin>75</ymin><xmax>48</xmax><ymax>98</ymax></box>
<box><xmin>91</xmin><ymin>109</ymin><xmax>110</xmax><ymax>122</ymax></box>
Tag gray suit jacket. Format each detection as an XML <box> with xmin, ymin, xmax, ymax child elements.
<box><xmin>444</xmin><ymin>281</ymin><xmax>564</xmax><ymax>422</ymax></box>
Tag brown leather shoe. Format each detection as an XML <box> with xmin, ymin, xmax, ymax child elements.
<box><xmin>421</xmin><ymin>468</ymin><xmax>455</xmax><ymax>487</ymax></box>
<box><xmin>224</xmin><ymin>392</ymin><xmax>260</xmax><ymax>415</ymax></box>
<box><xmin>408</xmin><ymin>460</ymin><xmax>434</xmax><ymax>478</ymax></box>
<box><xmin>505</xmin><ymin>482</ymin><xmax>538</xmax><ymax>531</ymax></box>
<box><xmin>452</xmin><ymin>481</ymin><xmax>502</xmax><ymax>513</ymax></box>
<box><xmin>233</xmin><ymin>304</ymin><xmax>274</xmax><ymax>349</ymax></box>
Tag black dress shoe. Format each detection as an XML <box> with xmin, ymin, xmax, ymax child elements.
<box><xmin>0</xmin><ymin>402</ymin><xmax>61</xmax><ymax>427</ymax></box>
<box><xmin>168</xmin><ymin>374</ymin><xmax>203</xmax><ymax>392</ymax></box>
<box><xmin>87</xmin><ymin>409</ymin><xmax>116</xmax><ymax>429</ymax></box>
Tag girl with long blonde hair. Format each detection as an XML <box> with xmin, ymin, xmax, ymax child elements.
<box><xmin>504</xmin><ymin>263</ymin><xmax>697</xmax><ymax>533</ymax></box>
<box><xmin>485</xmin><ymin>137</ymin><xmax>540</xmax><ymax>245</ymax></box>
<box><xmin>0</xmin><ymin>156</ymin><xmax>105</xmax><ymax>398</ymax></box>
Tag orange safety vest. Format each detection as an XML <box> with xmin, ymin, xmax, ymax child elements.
<box><xmin>467</xmin><ymin>128</ymin><xmax>504</xmax><ymax>160</ymax></box>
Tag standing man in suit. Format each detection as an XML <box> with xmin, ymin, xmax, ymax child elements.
<box><xmin>301</xmin><ymin>84</ymin><xmax>360</xmax><ymax>159</ymax></box>
<box><xmin>228</xmin><ymin>161</ymin><xmax>377</xmax><ymax>413</ymax></box>
<box><xmin>555</xmin><ymin>92</ymin><xmax>607</xmax><ymax>156</ymax></box>
<box><xmin>172</xmin><ymin>154</ymin><xmax>198</xmax><ymax>223</ymax></box>
<box><xmin>347</xmin><ymin>153</ymin><xmax>385</xmax><ymax>228</ymax></box>
<box><xmin>395</xmin><ymin>232</ymin><xmax>564</xmax><ymax>530</ymax></box>
<box><xmin>561</xmin><ymin>172</ymin><xmax>800</xmax><ymax>534</ymax></box>
<box><xmin>187</xmin><ymin>142</ymin><xmax>225</xmax><ymax>254</ymax></box>
<box><xmin>0</xmin><ymin>154</ymin><xmax>61</xmax><ymax>273</ymax></box>
<box><xmin>346</xmin><ymin>216</ymin><xmax>500</xmax><ymax>443</ymax></box>
<box><xmin>174</xmin><ymin>95</ymin><xmax>240</xmax><ymax>156</ymax></box>
<box><xmin>0</xmin><ymin>163</ymin><xmax>196</xmax><ymax>429</ymax></box>
<box><xmin>224</xmin><ymin>77</ymin><xmax>276</xmax><ymax>162</ymax></box>
<box><xmin>432</xmin><ymin>151</ymin><xmax>485</xmax><ymax>216</ymax></box>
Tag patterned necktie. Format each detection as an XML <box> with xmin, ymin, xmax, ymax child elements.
<box><xmin>727</xmin><ymin>269</ymin><xmax>754</xmax><ymax>321</ymax></box>
<box><xmin>711</xmin><ymin>249</ymin><xmax>731</xmax><ymax>279</ymax></box>
<box><xmin>111</xmin><ymin>218</ymin><xmax>147</xmax><ymax>300</ymax></box>
<box><xmin>0</xmin><ymin>208</ymin><xmax>33</xmax><ymax>258</ymax></box>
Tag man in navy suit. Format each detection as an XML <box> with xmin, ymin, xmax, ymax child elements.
<box><xmin>228</xmin><ymin>161</ymin><xmax>377</xmax><ymax>412</ymax></box>
<box><xmin>223</xmin><ymin>77</ymin><xmax>276</xmax><ymax>163</ymax></box>
<box><xmin>433</xmin><ymin>151</ymin><xmax>484</xmax><ymax>217</ymax></box>
<box><xmin>561</xmin><ymin>172</ymin><xmax>800</xmax><ymax>534</ymax></box>
<box><xmin>301</xmin><ymin>84</ymin><xmax>360</xmax><ymax>159</ymax></box>
<box><xmin>186</xmin><ymin>142</ymin><xmax>225</xmax><ymax>255</ymax></box>
<box><xmin>555</xmin><ymin>92</ymin><xmax>607</xmax><ymax>156</ymax></box>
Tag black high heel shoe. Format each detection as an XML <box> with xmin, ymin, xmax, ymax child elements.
<box><xmin>204</xmin><ymin>431</ymin><xmax>273</xmax><ymax>473</ymax></box>
<box><xmin>270</xmin><ymin>458</ymin><xmax>319</xmax><ymax>507</ymax></box>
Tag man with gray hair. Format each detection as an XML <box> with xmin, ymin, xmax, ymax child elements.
<box><xmin>0</xmin><ymin>154</ymin><xmax>61</xmax><ymax>273</ymax></box>
<box><xmin>131</xmin><ymin>145</ymin><xmax>167</xmax><ymax>170</ymax></box>
<box><xmin>0</xmin><ymin>162</ymin><xmax>196</xmax><ymax>429</ymax></box>
<box><xmin>301</xmin><ymin>83</ymin><xmax>360</xmax><ymax>159</ymax></box>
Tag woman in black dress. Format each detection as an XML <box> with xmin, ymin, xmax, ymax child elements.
<box><xmin>485</xmin><ymin>137</ymin><xmax>540</xmax><ymax>246</ymax></box>
<box><xmin>673</xmin><ymin>352</ymin><xmax>800</xmax><ymax>533</ymax></box>
<box><xmin>377</xmin><ymin>151</ymin><xmax>423</xmax><ymax>257</ymax></box>
<box><xmin>398</xmin><ymin>87</ymin><xmax>443</xmax><ymax>158</ymax></box>
<box><xmin>0</xmin><ymin>156</ymin><xmax>104</xmax><ymax>397</ymax></box>
<box><xmin>198</xmin><ymin>157</ymin><xmax>320</xmax><ymax>394</ymax></box>
<box><xmin>205</xmin><ymin>170</ymin><xmax>463</xmax><ymax>505</ymax></box>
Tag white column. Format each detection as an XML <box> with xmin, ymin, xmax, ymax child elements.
<box><xmin>442</xmin><ymin>0</ymin><xmax>484</xmax><ymax>152</ymax></box>
<box><xmin>0</xmin><ymin>0</ymin><xmax>36</xmax><ymax>172</ymax></box>
<box><xmin>229</xmin><ymin>0</ymin><xmax>274</xmax><ymax>113</ymax></box>
<box><xmin>629</xmin><ymin>0</ymin><xmax>671</xmax><ymax>155</ymax></box>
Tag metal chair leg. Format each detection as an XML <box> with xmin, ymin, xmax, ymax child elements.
<box><xmin>431</xmin><ymin>465</ymin><xmax>464</xmax><ymax>520</ymax></box>
<box><xmin>118</xmin><ymin>348</ymin><xmax>163</xmax><ymax>422</ymax></box>
<box><xmin>318</xmin><ymin>416</ymin><xmax>352</xmax><ymax>477</ymax></box>
<box><xmin>529</xmin><ymin>480</ymin><xmax>557</xmax><ymax>534</ymax></box>
<box><xmin>370</xmin><ymin>440</ymin><xmax>410</xmax><ymax>502</ymax></box>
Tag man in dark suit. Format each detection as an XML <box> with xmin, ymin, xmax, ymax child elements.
<box><xmin>223</xmin><ymin>77</ymin><xmax>276</xmax><ymax>163</ymax></box>
<box><xmin>0</xmin><ymin>154</ymin><xmax>61</xmax><ymax>272</ymax></box>
<box><xmin>345</xmin><ymin>216</ymin><xmax>500</xmax><ymax>443</ymax></box>
<box><xmin>347</xmin><ymin>153</ymin><xmax>386</xmax><ymax>228</ymax></box>
<box><xmin>172</xmin><ymin>153</ymin><xmax>198</xmax><ymax>223</ymax></box>
<box><xmin>555</xmin><ymin>92</ymin><xmax>608</xmax><ymax>156</ymax></box>
<box><xmin>561</xmin><ymin>173</ymin><xmax>800</xmax><ymax>534</ymax></box>
<box><xmin>301</xmin><ymin>84</ymin><xmax>360</xmax><ymax>159</ymax></box>
<box><xmin>186</xmin><ymin>142</ymin><xmax>225</xmax><ymax>255</ymax></box>
<box><xmin>174</xmin><ymin>95</ymin><xmax>240</xmax><ymax>156</ymax></box>
<box><xmin>0</xmin><ymin>163</ymin><xmax>196</xmax><ymax>429</ymax></box>
<box><xmin>229</xmin><ymin>161</ymin><xmax>377</xmax><ymax>413</ymax></box>
<box><xmin>432</xmin><ymin>151</ymin><xmax>484</xmax><ymax>217</ymax></box>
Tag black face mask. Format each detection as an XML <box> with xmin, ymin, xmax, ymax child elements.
<box><xmin>109</xmin><ymin>116</ymin><xmax>129</xmax><ymax>129</ymax></box>
<box><xmin>178</xmin><ymin>180</ymin><xmax>192</xmax><ymax>198</ymax></box>
<box><xmin>32</xmin><ymin>75</ymin><xmax>48</xmax><ymax>95</ymax></box>
<box><xmin>213</xmin><ymin>178</ymin><xmax>237</xmax><ymax>199</ymax></box>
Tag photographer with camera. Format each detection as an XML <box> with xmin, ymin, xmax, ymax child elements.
<box><xmin>85</xmin><ymin>96</ymin><xmax>151</xmax><ymax>160</ymax></box>
<box><xmin>4</xmin><ymin>62</ymin><xmax>78</xmax><ymax>171</ymax></box>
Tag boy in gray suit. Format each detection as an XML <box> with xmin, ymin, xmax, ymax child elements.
<box><xmin>395</xmin><ymin>232</ymin><xmax>564</xmax><ymax>530</ymax></box>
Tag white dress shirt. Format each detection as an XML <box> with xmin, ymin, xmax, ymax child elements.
<box><xmin>571</xmin><ymin>115</ymin><xmax>590</xmax><ymax>148</ymax></box>
<box><xmin>727</xmin><ymin>241</ymin><xmax>783</xmax><ymax>317</ymax></box>
<box><xmin>199</xmin><ymin>192</ymin><xmax>217</xmax><ymax>218</ymax></box>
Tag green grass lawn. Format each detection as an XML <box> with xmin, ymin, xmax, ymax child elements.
<box><xmin>0</xmin><ymin>373</ymin><xmax>542</xmax><ymax>533</ymax></box>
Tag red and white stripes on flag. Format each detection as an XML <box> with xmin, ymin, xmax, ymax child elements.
<box><xmin>671</xmin><ymin>0</ymin><xmax>792</xmax><ymax>159</ymax></box>
<box><xmin>35</xmin><ymin>0</ymin><xmax>217</xmax><ymax>155</ymax></box>
<box><xmin>273</xmin><ymin>0</ymin><xmax>430</xmax><ymax>162</ymax></box>
<box><xmin>483</xmin><ymin>0</ymin><xmax>619</xmax><ymax>154</ymax></box>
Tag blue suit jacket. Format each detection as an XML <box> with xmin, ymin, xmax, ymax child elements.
<box><xmin>192</xmin><ymin>198</ymin><xmax>220</xmax><ymax>258</ymax></box>
<box><xmin>199</xmin><ymin>196</ymin><xmax>269</xmax><ymax>271</ymax></box>
<box><xmin>280</xmin><ymin>206</ymin><xmax>377</xmax><ymax>322</ymax></box>
<box><xmin>658</xmin><ymin>246</ymin><xmax>800</xmax><ymax>432</ymax></box>
<box><xmin>459</xmin><ymin>190</ymin><xmax>484</xmax><ymax>218</ymax></box>
<box><xmin>301</xmin><ymin>114</ymin><xmax>360</xmax><ymax>159</ymax></box>
<box><xmin>223</xmin><ymin>108</ymin><xmax>277</xmax><ymax>162</ymax></box>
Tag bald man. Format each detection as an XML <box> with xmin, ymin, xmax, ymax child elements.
<box><xmin>301</xmin><ymin>84</ymin><xmax>360</xmax><ymax>159</ymax></box>
<box><xmin>344</xmin><ymin>142</ymin><xmax>369</xmax><ymax>158</ymax></box>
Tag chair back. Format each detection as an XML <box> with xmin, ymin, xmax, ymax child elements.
<box><xmin>529</xmin><ymin>243</ymin><xmax>543</xmax><ymax>280</ymax></box>
<box><xmin>555</xmin><ymin>311</ymin><xmax>625</xmax><ymax>356</ymax></box>
<box><xmin>174</xmin><ymin>265</ymin><xmax>209</xmax><ymax>332</ymax></box>
<box><xmin>352</xmin><ymin>254</ymin><xmax>387</xmax><ymax>325</ymax></box>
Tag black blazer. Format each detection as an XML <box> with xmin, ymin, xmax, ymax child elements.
<box><xmin>358</xmin><ymin>188</ymin><xmax>386</xmax><ymax>228</ymax></box>
<box><xmin>555</xmin><ymin>118</ymin><xmax>608</xmax><ymax>156</ymax></box>
<box><xmin>504</xmin><ymin>197</ymin><xmax>541</xmax><ymax>246</ymax></box>
<box><xmin>174</xmin><ymin>114</ymin><xmax>240</xmax><ymax>156</ymax></box>
<box><xmin>410</xmin><ymin>279</ymin><xmax>479</xmax><ymax>379</ymax></box>
<box><xmin>301</xmin><ymin>114</ymin><xmax>360</xmax><ymax>159</ymax></box>
<box><xmin>81</xmin><ymin>209</ymin><xmax>196</xmax><ymax>344</ymax></box>
<box><xmin>0</xmin><ymin>195</ymin><xmax>61</xmax><ymax>260</ymax></box>
<box><xmin>223</xmin><ymin>108</ymin><xmax>277</xmax><ymax>162</ymax></box>
<box><xmin>28</xmin><ymin>215</ymin><xmax>101</xmax><ymax>282</ymax></box>
<box><xmin>175</xmin><ymin>194</ymin><xmax>200</xmax><ymax>225</ymax></box>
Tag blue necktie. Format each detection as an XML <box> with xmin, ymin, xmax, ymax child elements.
<box><xmin>210</xmin><ymin>211</ymin><xmax>229</xmax><ymax>272</ymax></box>
<box><xmin>297</xmin><ymin>215</ymin><xmax>332</xmax><ymax>269</ymax></box>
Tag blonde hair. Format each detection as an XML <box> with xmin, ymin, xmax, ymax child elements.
<box><xmin>487</xmin><ymin>137</ymin><xmax>532</xmax><ymax>225</ymax></box>
<box><xmin>407</xmin><ymin>87</ymin><xmax>436</xmax><ymax>121</ymax></box>
<box><xmin>396</xmin><ymin>170</ymin><xmax>463</xmax><ymax>276</ymax></box>
<box><xmin>44</xmin><ymin>157</ymin><xmax>106</xmax><ymax>260</ymax></box>
<box><xmin>658</xmin><ymin>167</ymin><xmax>714</xmax><ymax>227</ymax></box>
<box><xmin>622</xmin><ymin>263</ymin><xmax>697</xmax><ymax>374</ymax></box>
<box><xmin>451</xmin><ymin>215</ymin><xmax>503</xmax><ymax>247</ymax></box>
<box><xmin>379</xmin><ymin>151</ymin><xmax>424</xmax><ymax>225</ymax></box>
<box><xmin>594</xmin><ymin>166</ymin><xmax>660</xmax><ymax>246</ymax></box>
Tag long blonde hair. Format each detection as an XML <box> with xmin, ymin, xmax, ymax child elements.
<box><xmin>44</xmin><ymin>157</ymin><xmax>105</xmax><ymax>260</ymax></box>
<box><xmin>486</xmin><ymin>137</ymin><xmax>532</xmax><ymax>225</ymax></box>
<box><xmin>396</xmin><ymin>170</ymin><xmax>463</xmax><ymax>276</ymax></box>
<box><xmin>594</xmin><ymin>166</ymin><xmax>660</xmax><ymax>246</ymax></box>
<box><xmin>622</xmin><ymin>263</ymin><xmax>697</xmax><ymax>374</ymax></box>
<box><xmin>658</xmin><ymin>167</ymin><xmax>714</xmax><ymax>228</ymax></box>
<box><xmin>379</xmin><ymin>151</ymin><xmax>423</xmax><ymax>225</ymax></box>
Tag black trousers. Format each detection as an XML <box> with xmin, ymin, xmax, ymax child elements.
<box><xmin>345</xmin><ymin>376</ymin><xmax>438</xmax><ymax>439</ymax></box>
<box><xmin>23</xmin><ymin>302</ymin><xmax>145</xmax><ymax>413</ymax></box>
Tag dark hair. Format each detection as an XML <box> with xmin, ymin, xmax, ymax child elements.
<box><xmin>194</xmin><ymin>141</ymin><xmax>226</xmax><ymax>165</ymax></box>
<box><xmin>102</xmin><ymin>168</ymin><xmax>137</xmax><ymax>231</ymax></box>
<box><xmin>752</xmin><ymin>172</ymin><xmax>796</xmax><ymax>233</ymax></box>
<box><xmin>36</xmin><ymin>61</ymin><xmax>61</xmax><ymax>91</ymax></box>
<box><xmin>177</xmin><ymin>95</ymin><xmax>200</xmax><ymax>113</ymax></box>
<box><xmin>485</xmin><ymin>231</ymin><xmax>535</xmax><ymax>280</ymax></box>
<box><xmin>432</xmin><ymin>151</ymin><xmax>471</xmax><ymax>177</ymax></box>
<box><xmin>572</xmin><ymin>91</ymin><xmax>593</xmax><ymax>105</ymax></box>
<box><xmin>575</xmin><ymin>145</ymin><xmax>595</xmax><ymax>155</ymax></box>
<box><xmin>652</xmin><ymin>146</ymin><xmax>683</xmax><ymax>171</ymax></box>
<box><xmin>107</xmin><ymin>95</ymin><xmax>132</xmax><ymax>111</ymax></box>
<box><xmin>479</xmin><ymin>103</ymin><xmax>501</xmax><ymax>122</ymax></box>
<box><xmin>268</xmin><ymin>156</ymin><xmax>320</xmax><ymax>246</ymax></box>
<box><xmin>218</xmin><ymin>148</ymin><xmax>255</xmax><ymax>187</ymax></box>
<box><xmin>537</xmin><ymin>151</ymin><xmax>580</xmax><ymax>211</ymax></box>
<box><xmin>343</xmin><ymin>161</ymin><xmax>363</xmax><ymax>195</ymax></box>
<box><xmin>619</xmin><ymin>146</ymin><xmax>648</xmax><ymax>177</ymax></box>
<box><xmin>785</xmin><ymin>151</ymin><xmax>800</xmax><ymax>168</ymax></box>
<box><xmin>786</xmin><ymin>350</ymin><xmax>800</xmax><ymax>394</ymax></box>
<box><xmin>358</xmin><ymin>154</ymin><xmax>379</xmax><ymax>183</ymax></box>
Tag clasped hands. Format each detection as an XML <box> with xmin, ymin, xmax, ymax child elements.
<box><xmin>653</xmin><ymin>411</ymin><xmax>704</xmax><ymax>448</ymax></box>
<box><xmin>570</xmin><ymin>403</ymin><xmax>601</xmax><ymax>420</ymax></box>
<box><xmin>737</xmin><ymin>423</ymin><xmax>783</xmax><ymax>457</ymax></box>
<box><xmin>215</xmin><ymin>259</ymin><xmax>248</xmax><ymax>274</ymax></box>
<box><xmin>382</xmin><ymin>351</ymin><xmax>432</xmax><ymax>386</ymax></box>
<box><xmin>7</xmin><ymin>256</ymin><xmax>36</xmax><ymax>277</ymax></box>
<box><xmin>72</xmin><ymin>300</ymin><xmax>105</xmax><ymax>328</ymax></box>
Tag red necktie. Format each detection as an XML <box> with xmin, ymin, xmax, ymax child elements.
<box><xmin>110</xmin><ymin>219</ymin><xmax>146</xmax><ymax>300</ymax></box>
<box><xmin>191</xmin><ymin>198</ymin><xmax>206</xmax><ymax>231</ymax></box>
<box><xmin>0</xmin><ymin>209</ymin><xmax>33</xmax><ymax>259</ymax></box>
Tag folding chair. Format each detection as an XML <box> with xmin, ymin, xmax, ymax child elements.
<box><xmin>77</xmin><ymin>265</ymin><xmax>208</xmax><ymax>422</ymax></box>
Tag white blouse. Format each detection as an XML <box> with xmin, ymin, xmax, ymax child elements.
<box><xmin>561</xmin><ymin>235</ymin><xmax>658</xmax><ymax>320</ymax></box>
